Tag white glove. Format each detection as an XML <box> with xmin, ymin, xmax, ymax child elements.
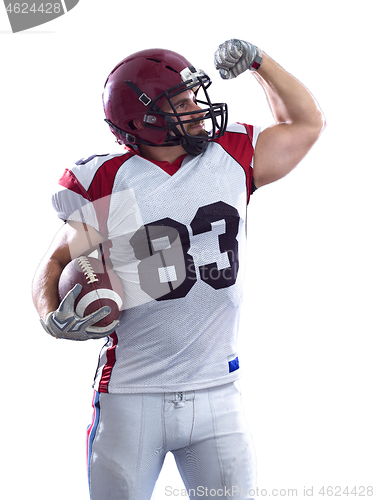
<box><xmin>214</xmin><ymin>39</ymin><xmax>263</xmax><ymax>80</ymax></box>
<box><xmin>41</xmin><ymin>284</ymin><xmax>119</xmax><ymax>341</ymax></box>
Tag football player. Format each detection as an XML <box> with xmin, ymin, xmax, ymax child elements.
<box><xmin>32</xmin><ymin>40</ymin><xmax>325</xmax><ymax>499</ymax></box>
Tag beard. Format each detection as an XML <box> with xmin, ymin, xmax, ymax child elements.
<box><xmin>186</xmin><ymin>121</ymin><xmax>208</xmax><ymax>136</ymax></box>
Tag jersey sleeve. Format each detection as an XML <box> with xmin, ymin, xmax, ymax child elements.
<box><xmin>215</xmin><ymin>122</ymin><xmax>263</xmax><ymax>203</ymax></box>
<box><xmin>51</xmin><ymin>153</ymin><xmax>130</xmax><ymax>236</ymax></box>
<box><xmin>52</xmin><ymin>168</ymin><xmax>100</xmax><ymax>230</ymax></box>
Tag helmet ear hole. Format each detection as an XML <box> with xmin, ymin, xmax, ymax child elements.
<box><xmin>130</xmin><ymin>119</ymin><xmax>145</xmax><ymax>131</ymax></box>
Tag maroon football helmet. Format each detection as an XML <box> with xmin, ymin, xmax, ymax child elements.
<box><xmin>102</xmin><ymin>49</ymin><xmax>228</xmax><ymax>155</ymax></box>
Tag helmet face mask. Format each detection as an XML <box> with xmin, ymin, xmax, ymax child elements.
<box><xmin>145</xmin><ymin>73</ymin><xmax>228</xmax><ymax>154</ymax></box>
<box><xmin>103</xmin><ymin>49</ymin><xmax>228</xmax><ymax>155</ymax></box>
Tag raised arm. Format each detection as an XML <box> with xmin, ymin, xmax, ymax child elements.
<box><xmin>214</xmin><ymin>39</ymin><xmax>325</xmax><ymax>188</ymax></box>
<box><xmin>252</xmin><ymin>53</ymin><xmax>325</xmax><ymax>187</ymax></box>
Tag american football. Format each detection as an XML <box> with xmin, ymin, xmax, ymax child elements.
<box><xmin>58</xmin><ymin>256</ymin><xmax>124</xmax><ymax>327</ymax></box>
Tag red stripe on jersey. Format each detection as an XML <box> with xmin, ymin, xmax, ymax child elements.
<box><xmin>85</xmin><ymin>157</ymin><xmax>131</xmax><ymax>391</ymax></box>
<box><xmin>98</xmin><ymin>333</ymin><xmax>118</xmax><ymax>393</ymax></box>
<box><xmin>215</xmin><ymin>124</ymin><xmax>255</xmax><ymax>203</ymax></box>
<box><xmin>88</xmin><ymin>154</ymin><xmax>135</xmax><ymax>237</ymax></box>
<box><xmin>58</xmin><ymin>168</ymin><xmax>91</xmax><ymax>200</ymax></box>
<box><xmin>87</xmin><ymin>155</ymin><xmax>132</xmax><ymax>201</ymax></box>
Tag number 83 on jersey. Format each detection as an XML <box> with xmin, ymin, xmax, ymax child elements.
<box><xmin>129</xmin><ymin>201</ymin><xmax>240</xmax><ymax>301</ymax></box>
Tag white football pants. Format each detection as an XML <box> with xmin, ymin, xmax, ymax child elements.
<box><xmin>87</xmin><ymin>382</ymin><xmax>256</xmax><ymax>500</ymax></box>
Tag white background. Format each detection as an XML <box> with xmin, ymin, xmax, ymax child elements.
<box><xmin>1</xmin><ymin>1</ymin><xmax>374</xmax><ymax>498</ymax></box>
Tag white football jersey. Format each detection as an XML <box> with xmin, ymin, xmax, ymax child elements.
<box><xmin>53</xmin><ymin>123</ymin><xmax>261</xmax><ymax>393</ymax></box>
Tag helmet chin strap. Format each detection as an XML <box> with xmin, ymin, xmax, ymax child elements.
<box><xmin>181</xmin><ymin>135</ymin><xmax>209</xmax><ymax>156</ymax></box>
<box><xmin>164</xmin><ymin>117</ymin><xmax>209</xmax><ymax>156</ymax></box>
